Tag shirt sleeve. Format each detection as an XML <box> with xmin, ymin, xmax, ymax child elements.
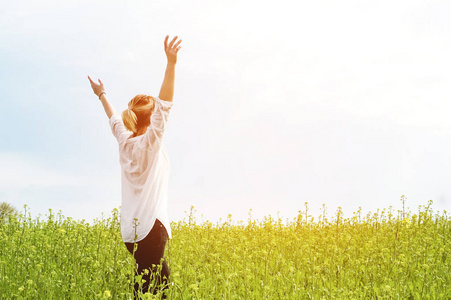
<box><xmin>141</xmin><ymin>97</ymin><xmax>174</xmax><ymax>151</ymax></box>
<box><xmin>109</xmin><ymin>114</ymin><xmax>128</xmax><ymax>144</ymax></box>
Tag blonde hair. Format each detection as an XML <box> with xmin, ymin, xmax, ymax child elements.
<box><xmin>122</xmin><ymin>94</ymin><xmax>156</xmax><ymax>134</ymax></box>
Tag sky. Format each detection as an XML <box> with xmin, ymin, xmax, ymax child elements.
<box><xmin>1</xmin><ymin>0</ymin><xmax>451</xmax><ymax>224</ymax></box>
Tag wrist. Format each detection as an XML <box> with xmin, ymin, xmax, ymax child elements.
<box><xmin>99</xmin><ymin>91</ymin><xmax>106</xmax><ymax>99</ymax></box>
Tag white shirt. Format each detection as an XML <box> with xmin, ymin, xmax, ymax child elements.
<box><xmin>109</xmin><ymin>97</ymin><xmax>173</xmax><ymax>243</ymax></box>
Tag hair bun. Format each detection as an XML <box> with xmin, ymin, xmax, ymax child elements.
<box><xmin>122</xmin><ymin>94</ymin><xmax>156</xmax><ymax>134</ymax></box>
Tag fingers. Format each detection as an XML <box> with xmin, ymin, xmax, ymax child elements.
<box><xmin>88</xmin><ymin>75</ymin><xmax>94</xmax><ymax>84</ymax></box>
<box><xmin>168</xmin><ymin>36</ymin><xmax>178</xmax><ymax>49</ymax></box>
<box><xmin>173</xmin><ymin>39</ymin><xmax>182</xmax><ymax>49</ymax></box>
<box><xmin>98</xmin><ymin>79</ymin><xmax>103</xmax><ymax>84</ymax></box>
<box><xmin>165</xmin><ymin>35</ymin><xmax>182</xmax><ymax>55</ymax></box>
<box><xmin>164</xmin><ymin>35</ymin><xmax>168</xmax><ymax>51</ymax></box>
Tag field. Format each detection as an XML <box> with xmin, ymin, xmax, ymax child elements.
<box><xmin>1</xmin><ymin>197</ymin><xmax>450</xmax><ymax>299</ymax></box>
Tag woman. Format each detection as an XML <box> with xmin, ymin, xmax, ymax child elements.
<box><xmin>88</xmin><ymin>35</ymin><xmax>182</xmax><ymax>298</ymax></box>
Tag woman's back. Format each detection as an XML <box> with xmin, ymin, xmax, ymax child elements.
<box><xmin>109</xmin><ymin>96</ymin><xmax>174</xmax><ymax>243</ymax></box>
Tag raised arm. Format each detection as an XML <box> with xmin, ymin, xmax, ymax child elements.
<box><xmin>88</xmin><ymin>76</ymin><xmax>118</xmax><ymax>119</ymax></box>
<box><xmin>158</xmin><ymin>35</ymin><xmax>182</xmax><ymax>102</ymax></box>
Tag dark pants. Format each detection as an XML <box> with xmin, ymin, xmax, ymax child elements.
<box><xmin>125</xmin><ymin>218</ymin><xmax>170</xmax><ymax>299</ymax></box>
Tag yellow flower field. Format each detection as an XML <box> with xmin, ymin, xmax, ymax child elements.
<box><xmin>0</xmin><ymin>198</ymin><xmax>450</xmax><ymax>299</ymax></box>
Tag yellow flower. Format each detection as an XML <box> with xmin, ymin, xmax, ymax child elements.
<box><xmin>103</xmin><ymin>290</ymin><xmax>111</xmax><ymax>298</ymax></box>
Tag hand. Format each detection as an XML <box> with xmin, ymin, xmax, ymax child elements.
<box><xmin>87</xmin><ymin>76</ymin><xmax>105</xmax><ymax>97</ymax></box>
<box><xmin>164</xmin><ymin>35</ymin><xmax>182</xmax><ymax>64</ymax></box>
